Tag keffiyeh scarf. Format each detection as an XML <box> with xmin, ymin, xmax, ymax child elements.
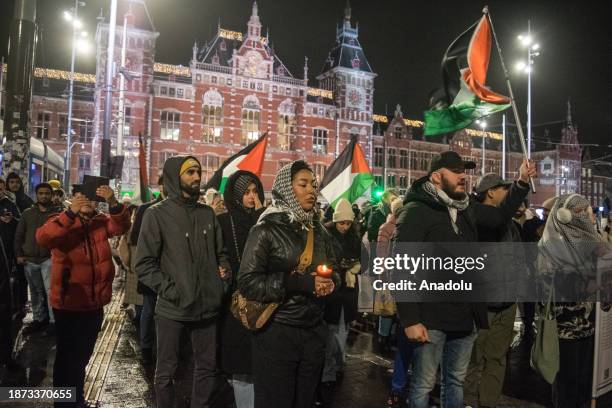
<box><xmin>423</xmin><ymin>181</ymin><xmax>469</xmax><ymax>234</ymax></box>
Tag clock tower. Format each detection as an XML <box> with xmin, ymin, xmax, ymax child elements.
<box><xmin>317</xmin><ymin>1</ymin><xmax>376</xmax><ymax>155</ymax></box>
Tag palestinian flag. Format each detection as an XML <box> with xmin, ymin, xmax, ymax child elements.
<box><xmin>319</xmin><ymin>136</ymin><xmax>374</xmax><ymax>209</ymax></box>
<box><xmin>424</xmin><ymin>14</ymin><xmax>510</xmax><ymax>136</ymax></box>
<box><xmin>131</xmin><ymin>132</ymin><xmax>151</xmax><ymax>204</ymax></box>
<box><xmin>206</xmin><ymin>133</ymin><xmax>268</xmax><ymax>193</ymax></box>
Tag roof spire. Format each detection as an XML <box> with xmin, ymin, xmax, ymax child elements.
<box><xmin>252</xmin><ymin>1</ymin><xmax>258</xmax><ymax>17</ymax></box>
<box><xmin>344</xmin><ymin>0</ymin><xmax>351</xmax><ymax>23</ymax></box>
<box><xmin>566</xmin><ymin>98</ymin><xmax>573</xmax><ymax>127</ymax></box>
<box><xmin>247</xmin><ymin>1</ymin><xmax>262</xmax><ymax>39</ymax></box>
<box><xmin>217</xmin><ymin>17</ymin><xmax>221</xmax><ymax>32</ymax></box>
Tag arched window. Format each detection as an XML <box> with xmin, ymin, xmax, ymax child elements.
<box><xmin>278</xmin><ymin>99</ymin><xmax>297</xmax><ymax>151</ymax></box>
<box><xmin>241</xmin><ymin>95</ymin><xmax>260</xmax><ymax>145</ymax></box>
<box><xmin>202</xmin><ymin>90</ymin><xmax>223</xmax><ymax>143</ymax></box>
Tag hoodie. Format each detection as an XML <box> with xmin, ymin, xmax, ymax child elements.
<box><xmin>135</xmin><ymin>156</ymin><xmax>231</xmax><ymax>322</ymax></box>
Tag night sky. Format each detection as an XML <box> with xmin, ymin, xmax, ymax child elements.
<box><xmin>1</xmin><ymin>0</ymin><xmax>611</xmax><ymax>155</ymax></box>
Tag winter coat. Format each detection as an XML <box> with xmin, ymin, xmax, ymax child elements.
<box><xmin>6</xmin><ymin>173</ymin><xmax>34</xmax><ymax>213</ymax></box>
<box><xmin>238</xmin><ymin>212</ymin><xmax>339</xmax><ymax>328</ymax></box>
<box><xmin>129</xmin><ymin>195</ymin><xmax>162</xmax><ymax>296</ymax></box>
<box><xmin>366</xmin><ymin>202</ymin><xmax>391</xmax><ymax>242</ymax></box>
<box><xmin>395</xmin><ymin>176</ymin><xmax>529</xmax><ymax>333</ymax></box>
<box><xmin>477</xmin><ymin>204</ymin><xmax>527</xmax><ymax>312</ymax></box>
<box><xmin>377</xmin><ymin>213</ymin><xmax>397</xmax><ymax>258</ymax></box>
<box><xmin>35</xmin><ymin>205</ymin><xmax>131</xmax><ymax>311</ymax></box>
<box><xmin>0</xmin><ymin>196</ymin><xmax>19</xmax><ymax>320</ymax></box>
<box><xmin>15</xmin><ymin>205</ymin><xmax>59</xmax><ymax>263</ymax></box>
<box><xmin>135</xmin><ymin>156</ymin><xmax>232</xmax><ymax>322</ymax></box>
<box><xmin>217</xmin><ymin>170</ymin><xmax>265</xmax><ymax>375</ymax></box>
<box><xmin>324</xmin><ymin>224</ymin><xmax>360</xmax><ymax>325</ymax></box>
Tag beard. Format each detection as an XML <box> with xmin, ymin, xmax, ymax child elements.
<box><xmin>180</xmin><ymin>180</ymin><xmax>200</xmax><ymax>197</ymax></box>
<box><xmin>440</xmin><ymin>176</ymin><xmax>466</xmax><ymax>201</ymax></box>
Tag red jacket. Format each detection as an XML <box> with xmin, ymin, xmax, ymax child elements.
<box><xmin>36</xmin><ymin>206</ymin><xmax>131</xmax><ymax>311</ymax></box>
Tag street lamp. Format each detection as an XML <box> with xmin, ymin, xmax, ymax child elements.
<box><xmin>515</xmin><ymin>21</ymin><xmax>540</xmax><ymax>159</ymax></box>
<box><xmin>476</xmin><ymin>119</ymin><xmax>487</xmax><ymax>175</ymax></box>
<box><xmin>63</xmin><ymin>1</ymin><xmax>90</xmax><ymax>188</ymax></box>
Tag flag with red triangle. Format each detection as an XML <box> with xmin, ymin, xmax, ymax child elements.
<box><xmin>205</xmin><ymin>133</ymin><xmax>268</xmax><ymax>193</ymax></box>
<box><xmin>319</xmin><ymin>136</ymin><xmax>374</xmax><ymax>208</ymax></box>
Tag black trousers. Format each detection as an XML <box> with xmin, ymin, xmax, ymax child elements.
<box><xmin>52</xmin><ymin>308</ymin><xmax>103</xmax><ymax>408</ymax></box>
<box><xmin>252</xmin><ymin>321</ymin><xmax>327</xmax><ymax>408</ymax></box>
<box><xmin>553</xmin><ymin>335</ymin><xmax>594</xmax><ymax>408</ymax></box>
<box><xmin>154</xmin><ymin>315</ymin><xmax>217</xmax><ymax>408</ymax></box>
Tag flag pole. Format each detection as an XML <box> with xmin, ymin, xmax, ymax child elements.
<box><xmin>483</xmin><ymin>6</ymin><xmax>536</xmax><ymax>193</ymax></box>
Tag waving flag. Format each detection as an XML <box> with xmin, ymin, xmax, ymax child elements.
<box><xmin>319</xmin><ymin>136</ymin><xmax>374</xmax><ymax>208</ymax></box>
<box><xmin>424</xmin><ymin>15</ymin><xmax>510</xmax><ymax>136</ymax></box>
<box><xmin>206</xmin><ymin>133</ymin><xmax>268</xmax><ymax>193</ymax></box>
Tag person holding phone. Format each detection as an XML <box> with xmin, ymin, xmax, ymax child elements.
<box><xmin>36</xmin><ymin>184</ymin><xmax>130</xmax><ymax>407</ymax></box>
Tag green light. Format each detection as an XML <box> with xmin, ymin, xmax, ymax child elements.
<box><xmin>375</xmin><ymin>190</ymin><xmax>383</xmax><ymax>198</ymax></box>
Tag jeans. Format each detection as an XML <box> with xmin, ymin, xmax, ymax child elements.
<box><xmin>139</xmin><ymin>292</ymin><xmax>156</xmax><ymax>350</ymax></box>
<box><xmin>154</xmin><ymin>316</ymin><xmax>217</xmax><ymax>408</ymax></box>
<box><xmin>53</xmin><ymin>308</ymin><xmax>103</xmax><ymax>407</ymax></box>
<box><xmin>322</xmin><ymin>307</ymin><xmax>349</xmax><ymax>382</ymax></box>
<box><xmin>230</xmin><ymin>374</ymin><xmax>254</xmax><ymax>408</ymax></box>
<box><xmin>23</xmin><ymin>259</ymin><xmax>53</xmax><ymax>323</ymax></box>
<box><xmin>252</xmin><ymin>321</ymin><xmax>327</xmax><ymax>408</ymax></box>
<box><xmin>391</xmin><ymin>328</ymin><xmax>415</xmax><ymax>393</ymax></box>
<box><xmin>553</xmin><ymin>336</ymin><xmax>594</xmax><ymax>408</ymax></box>
<box><xmin>409</xmin><ymin>329</ymin><xmax>477</xmax><ymax>408</ymax></box>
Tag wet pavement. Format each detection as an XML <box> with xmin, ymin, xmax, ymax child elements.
<box><xmin>4</xmin><ymin>282</ymin><xmax>612</xmax><ymax>407</ymax></box>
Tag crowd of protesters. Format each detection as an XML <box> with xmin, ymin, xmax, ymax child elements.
<box><xmin>0</xmin><ymin>148</ymin><xmax>609</xmax><ymax>408</ymax></box>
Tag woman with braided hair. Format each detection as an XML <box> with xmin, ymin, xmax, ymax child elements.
<box><xmin>237</xmin><ymin>160</ymin><xmax>339</xmax><ymax>408</ymax></box>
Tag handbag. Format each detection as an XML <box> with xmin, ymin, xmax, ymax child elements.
<box><xmin>530</xmin><ymin>284</ymin><xmax>559</xmax><ymax>384</ymax></box>
<box><xmin>373</xmin><ymin>288</ymin><xmax>397</xmax><ymax>316</ymax></box>
<box><xmin>231</xmin><ymin>223</ymin><xmax>314</xmax><ymax>331</ymax></box>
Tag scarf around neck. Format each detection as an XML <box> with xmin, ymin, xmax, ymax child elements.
<box><xmin>423</xmin><ymin>181</ymin><xmax>469</xmax><ymax>234</ymax></box>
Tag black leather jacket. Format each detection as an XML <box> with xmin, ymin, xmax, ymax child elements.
<box><xmin>237</xmin><ymin>211</ymin><xmax>339</xmax><ymax>328</ymax></box>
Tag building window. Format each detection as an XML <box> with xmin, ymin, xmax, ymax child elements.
<box><xmin>159</xmin><ymin>151</ymin><xmax>177</xmax><ymax>169</ymax></box>
<box><xmin>122</xmin><ymin>106</ymin><xmax>131</xmax><ymax>137</ymax></box>
<box><xmin>160</xmin><ymin>86</ymin><xmax>167</xmax><ymax>95</ymax></box>
<box><xmin>399</xmin><ymin>175</ymin><xmax>408</xmax><ymax>189</ymax></box>
<box><xmin>202</xmin><ymin>90</ymin><xmax>223</xmax><ymax>143</ymax></box>
<box><xmin>394</xmin><ymin>126</ymin><xmax>403</xmax><ymax>139</ymax></box>
<box><xmin>388</xmin><ymin>148</ymin><xmax>396</xmax><ymax>168</ymax></box>
<box><xmin>77</xmin><ymin>154</ymin><xmax>91</xmax><ymax>183</ymax></box>
<box><xmin>177</xmin><ymin>88</ymin><xmax>184</xmax><ymax>98</ymax></box>
<box><xmin>169</xmin><ymin>87</ymin><xmax>176</xmax><ymax>97</ymax></box>
<box><xmin>79</xmin><ymin>117</ymin><xmax>93</xmax><ymax>143</ymax></box>
<box><xmin>374</xmin><ymin>175</ymin><xmax>383</xmax><ymax>188</ymax></box>
<box><xmin>241</xmin><ymin>96</ymin><xmax>260</xmax><ymax>145</ymax></box>
<box><xmin>374</xmin><ymin>147</ymin><xmax>384</xmax><ymax>167</ymax></box>
<box><xmin>313</xmin><ymin>163</ymin><xmax>326</xmax><ymax>183</ymax></box>
<box><xmin>37</xmin><ymin>112</ymin><xmax>51</xmax><ymax>139</ymax></box>
<box><xmin>58</xmin><ymin>114</ymin><xmax>68</xmax><ymax>137</ymax></box>
<box><xmin>313</xmin><ymin>129</ymin><xmax>328</xmax><ymax>155</ymax></box>
<box><xmin>400</xmin><ymin>149</ymin><xmax>408</xmax><ymax>169</ymax></box>
<box><xmin>160</xmin><ymin>111</ymin><xmax>180</xmax><ymax>141</ymax></box>
<box><xmin>278</xmin><ymin>115</ymin><xmax>297</xmax><ymax>151</ymax></box>
<box><xmin>387</xmin><ymin>174</ymin><xmax>396</xmax><ymax>187</ymax></box>
<box><xmin>202</xmin><ymin>155</ymin><xmax>220</xmax><ymax>173</ymax></box>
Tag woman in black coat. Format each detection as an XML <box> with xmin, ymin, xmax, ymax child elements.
<box><xmin>217</xmin><ymin>171</ymin><xmax>265</xmax><ymax>408</ymax></box>
<box><xmin>321</xmin><ymin>198</ymin><xmax>361</xmax><ymax>387</ymax></box>
<box><xmin>237</xmin><ymin>161</ymin><xmax>338</xmax><ymax>408</ymax></box>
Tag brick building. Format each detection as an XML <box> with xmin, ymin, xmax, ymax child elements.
<box><xmin>0</xmin><ymin>2</ymin><xmax>584</xmax><ymax>206</ymax></box>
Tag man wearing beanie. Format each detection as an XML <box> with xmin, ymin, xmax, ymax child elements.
<box><xmin>135</xmin><ymin>156</ymin><xmax>231</xmax><ymax>408</ymax></box>
<box><xmin>320</xmin><ymin>198</ymin><xmax>361</xmax><ymax>400</ymax></box>
<box><xmin>217</xmin><ymin>170</ymin><xmax>265</xmax><ymax>408</ymax></box>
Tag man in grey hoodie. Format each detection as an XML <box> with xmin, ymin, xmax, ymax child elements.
<box><xmin>135</xmin><ymin>156</ymin><xmax>231</xmax><ymax>408</ymax></box>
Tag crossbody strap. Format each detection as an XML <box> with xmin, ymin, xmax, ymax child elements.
<box><xmin>294</xmin><ymin>227</ymin><xmax>314</xmax><ymax>274</ymax></box>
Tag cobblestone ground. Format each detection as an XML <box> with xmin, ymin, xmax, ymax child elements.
<box><xmin>4</xmin><ymin>285</ymin><xmax>612</xmax><ymax>407</ymax></box>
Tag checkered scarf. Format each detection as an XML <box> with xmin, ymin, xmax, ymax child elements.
<box><xmin>259</xmin><ymin>161</ymin><xmax>317</xmax><ymax>229</ymax></box>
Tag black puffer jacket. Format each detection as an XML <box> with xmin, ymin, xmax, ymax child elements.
<box><xmin>218</xmin><ymin>171</ymin><xmax>265</xmax><ymax>375</ymax></box>
<box><xmin>238</xmin><ymin>211</ymin><xmax>338</xmax><ymax>328</ymax></box>
<box><xmin>395</xmin><ymin>176</ymin><xmax>529</xmax><ymax>332</ymax></box>
<box><xmin>6</xmin><ymin>173</ymin><xmax>34</xmax><ymax>213</ymax></box>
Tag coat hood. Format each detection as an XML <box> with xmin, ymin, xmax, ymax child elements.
<box><xmin>222</xmin><ymin>170</ymin><xmax>265</xmax><ymax>213</ymax></box>
<box><xmin>6</xmin><ymin>172</ymin><xmax>25</xmax><ymax>194</ymax></box>
<box><xmin>403</xmin><ymin>176</ymin><xmax>446</xmax><ymax>210</ymax></box>
<box><xmin>162</xmin><ymin>155</ymin><xmax>201</xmax><ymax>200</ymax></box>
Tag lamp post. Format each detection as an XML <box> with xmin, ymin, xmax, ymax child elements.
<box><xmin>515</xmin><ymin>21</ymin><xmax>540</xmax><ymax>159</ymax></box>
<box><xmin>63</xmin><ymin>1</ymin><xmax>90</xmax><ymax>188</ymax></box>
<box><xmin>476</xmin><ymin>119</ymin><xmax>487</xmax><ymax>175</ymax></box>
